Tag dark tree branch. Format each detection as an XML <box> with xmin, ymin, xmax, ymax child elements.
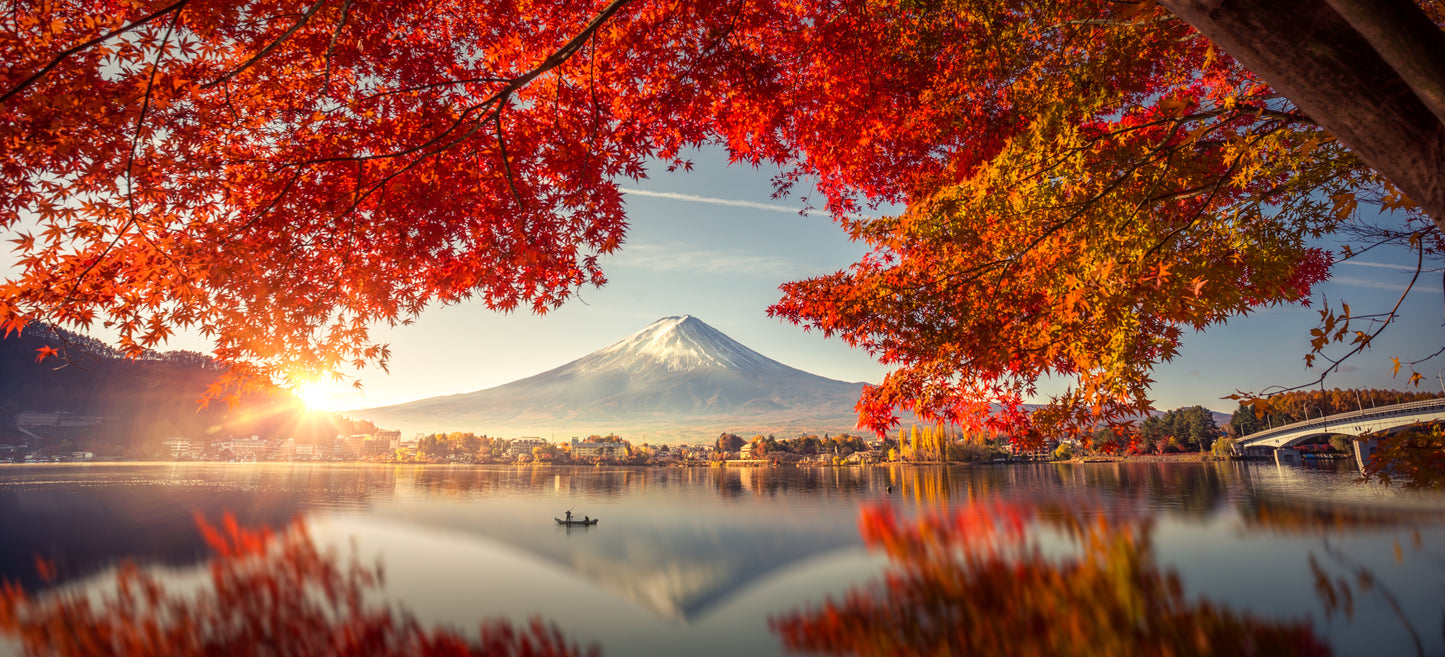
<box><xmin>0</xmin><ymin>0</ymin><xmax>189</xmax><ymax>105</ymax></box>
<box><xmin>1159</xmin><ymin>0</ymin><xmax>1445</xmax><ymax>230</ymax></box>
<box><xmin>322</xmin><ymin>0</ymin><xmax>352</xmax><ymax>93</ymax></box>
<box><xmin>202</xmin><ymin>0</ymin><xmax>332</xmax><ymax>90</ymax></box>
<box><xmin>284</xmin><ymin>0</ymin><xmax>635</xmax><ymax>170</ymax></box>
<box><xmin>1324</xmin><ymin>0</ymin><xmax>1445</xmax><ymax>127</ymax></box>
<box><xmin>62</xmin><ymin>8</ymin><xmax>186</xmax><ymax>309</ymax></box>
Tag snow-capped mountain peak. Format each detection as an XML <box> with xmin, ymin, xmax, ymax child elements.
<box><xmin>583</xmin><ymin>315</ymin><xmax>784</xmax><ymax>372</ymax></box>
<box><xmin>354</xmin><ymin>315</ymin><xmax>867</xmax><ymax>440</ymax></box>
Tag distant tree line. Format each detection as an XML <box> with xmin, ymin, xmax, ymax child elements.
<box><xmin>720</xmin><ymin>433</ymin><xmax>872</xmax><ymax>458</ymax></box>
<box><xmin>1138</xmin><ymin>406</ymin><xmax>1220</xmax><ymax>453</ymax></box>
<box><xmin>31</xmin><ymin>324</ymin><xmax>222</xmax><ymax>369</ymax></box>
<box><xmin>1230</xmin><ymin>388</ymin><xmax>1445</xmax><ymax>436</ymax></box>
<box><xmin>414</xmin><ymin>432</ymin><xmax>505</xmax><ymax>461</ymax></box>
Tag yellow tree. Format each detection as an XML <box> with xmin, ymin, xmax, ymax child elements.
<box><xmin>2</xmin><ymin>0</ymin><xmax>1441</xmax><ymax>446</ymax></box>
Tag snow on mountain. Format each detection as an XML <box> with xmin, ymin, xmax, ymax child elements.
<box><xmin>574</xmin><ymin>316</ymin><xmax>786</xmax><ymax>374</ymax></box>
<box><xmin>351</xmin><ymin>316</ymin><xmax>869</xmax><ymax>440</ymax></box>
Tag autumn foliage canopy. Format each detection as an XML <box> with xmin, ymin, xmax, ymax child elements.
<box><xmin>1</xmin><ymin>0</ymin><xmax>1440</xmax><ymax>432</ymax></box>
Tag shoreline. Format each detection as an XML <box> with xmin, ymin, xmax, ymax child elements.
<box><xmin>0</xmin><ymin>454</ymin><xmax>1269</xmax><ymax>468</ymax></box>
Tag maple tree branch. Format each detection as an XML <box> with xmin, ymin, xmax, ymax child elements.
<box><xmin>202</xmin><ymin>0</ymin><xmax>332</xmax><ymax>90</ymax></box>
<box><xmin>61</xmin><ymin>8</ymin><xmax>185</xmax><ymax>311</ymax></box>
<box><xmin>221</xmin><ymin>83</ymin><xmax>241</xmax><ymax>121</ymax></box>
<box><xmin>1315</xmin><ymin>540</ymin><xmax>1427</xmax><ymax>657</ymax></box>
<box><xmin>1063</xmin><ymin>17</ymin><xmax>1179</xmax><ymax>27</ymax></box>
<box><xmin>0</xmin><ymin>0</ymin><xmax>189</xmax><ymax>106</ymax></box>
<box><xmin>345</xmin><ymin>76</ymin><xmax>510</xmax><ymax>106</ymax></box>
<box><xmin>217</xmin><ymin>0</ymin><xmax>639</xmax><ymax>262</ymax></box>
<box><xmin>493</xmin><ymin>109</ymin><xmax>527</xmax><ymax>211</ymax></box>
<box><xmin>1323</xmin><ymin>0</ymin><xmax>1445</xmax><ymax>129</ymax></box>
<box><xmin>1257</xmin><ymin>239</ymin><xmax>1427</xmax><ymax>397</ymax></box>
<box><xmin>322</xmin><ymin>0</ymin><xmax>351</xmax><ymax>93</ymax></box>
<box><xmin>1407</xmin><ymin>344</ymin><xmax>1445</xmax><ymax>367</ymax></box>
<box><xmin>589</xmin><ymin>35</ymin><xmax>600</xmax><ymax>143</ymax></box>
<box><xmin>1136</xmin><ymin>124</ymin><xmax>1289</xmax><ymax>264</ymax></box>
<box><xmin>286</xmin><ymin>0</ymin><xmax>634</xmax><ymax>170</ymax></box>
<box><xmin>1023</xmin><ymin>104</ymin><xmax>1312</xmax><ymax>188</ymax></box>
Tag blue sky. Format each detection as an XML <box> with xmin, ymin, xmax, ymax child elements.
<box><xmin>280</xmin><ymin>146</ymin><xmax>1444</xmax><ymax>416</ymax></box>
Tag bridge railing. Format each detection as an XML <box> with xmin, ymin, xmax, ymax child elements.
<box><xmin>1238</xmin><ymin>397</ymin><xmax>1445</xmax><ymax>446</ymax></box>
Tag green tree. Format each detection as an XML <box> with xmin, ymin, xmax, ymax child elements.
<box><xmin>717</xmin><ymin>433</ymin><xmax>745</xmax><ymax>453</ymax></box>
<box><xmin>533</xmin><ymin>444</ymin><xmax>559</xmax><ymax>463</ymax></box>
<box><xmin>459</xmin><ymin>434</ymin><xmax>483</xmax><ymax>457</ymax></box>
<box><xmin>1230</xmin><ymin>403</ymin><xmax>1261</xmax><ymax>437</ymax></box>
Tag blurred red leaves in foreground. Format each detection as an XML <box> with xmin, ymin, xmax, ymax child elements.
<box><xmin>771</xmin><ymin>502</ymin><xmax>1332</xmax><ymax>657</ymax></box>
<box><xmin>0</xmin><ymin>513</ymin><xmax>598</xmax><ymax>657</ymax></box>
<box><xmin>1361</xmin><ymin>427</ymin><xmax>1445</xmax><ymax>490</ymax></box>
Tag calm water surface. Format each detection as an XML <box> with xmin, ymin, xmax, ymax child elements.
<box><xmin>0</xmin><ymin>460</ymin><xmax>1441</xmax><ymax>656</ymax></box>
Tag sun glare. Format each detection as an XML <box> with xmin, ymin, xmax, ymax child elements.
<box><xmin>293</xmin><ymin>380</ymin><xmax>350</xmax><ymax>412</ymax></box>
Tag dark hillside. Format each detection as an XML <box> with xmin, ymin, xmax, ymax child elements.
<box><xmin>0</xmin><ymin>325</ymin><xmax>333</xmax><ymax>456</ymax></box>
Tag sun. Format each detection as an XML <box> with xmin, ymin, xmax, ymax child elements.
<box><xmin>293</xmin><ymin>380</ymin><xmax>338</xmax><ymax>412</ymax></box>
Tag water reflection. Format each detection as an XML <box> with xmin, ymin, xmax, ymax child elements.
<box><xmin>0</xmin><ymin>462</ymin><xmax>1440</xmax><ymax>656</ymax></box>
<box><xmin>771</xmin><ymin>501</ymin><xmax>1333</xmax><ymax>656</ymax></box>
<box><xmin>0</xmin><ymin>514</ymin><xmax>597</xmax><ymax>657</ymax></box>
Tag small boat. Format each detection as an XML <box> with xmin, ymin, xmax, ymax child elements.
<box><xmin>555</xmin><ymin>517</ymin><xmax>599</xmax><ymax>526</ymax></box>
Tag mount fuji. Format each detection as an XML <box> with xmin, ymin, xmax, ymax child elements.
<box><xmin>351</xmin><ymin>316</ymin><xmax>869</xmax><ymax>441</ymax></box>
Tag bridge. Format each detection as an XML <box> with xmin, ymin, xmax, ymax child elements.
<box><xmin>1235</xmin><ymin>397</ymin><xmax>1445</xmax><ymax>464</ymax></box>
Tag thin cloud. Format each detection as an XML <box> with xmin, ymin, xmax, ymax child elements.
<box><xmin>1328</xmin><ymin>275</ymin><xmax>1413</xmax><ymax>292</ymax></box>
<box><xmin>615</xmin><ymin>243</ymin><xmax>816</xmax><ymax>279</ymax></box>
<box><xmin>1336</xmin><ymin>259</ymin><xmax>1421</xmax><ymax>272</ymax></box>
<box><xmin>619</xmin><ymin>188</ymin><xmax>801</xmax><ymax>214</ymax></box>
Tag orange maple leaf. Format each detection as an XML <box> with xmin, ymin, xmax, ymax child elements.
<box><xmin>34</xmin><ymin>346</ymin><xmax>57</xmax><ymax>363</ymax></box>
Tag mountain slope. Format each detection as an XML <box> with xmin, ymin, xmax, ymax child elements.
<box><xmin>0</xmin><ymin>325</ymin><xmax>329</xmax><ymax>454</ymax></box>
<box><xmin>353</xmin><ymin>316</ymin><xmax>868</xmax><ymax>439</ymax></box>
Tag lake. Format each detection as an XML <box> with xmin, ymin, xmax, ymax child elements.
<box><xmin>0</xmin><ymin>460</ymin><xmax>1441</xmax><ymax>656</ymax></box>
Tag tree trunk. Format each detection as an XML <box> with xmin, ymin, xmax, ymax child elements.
<box><xmin>1159</xmin><ymin>0</ymin><xmax>1445</xmax><ymax>232</ymax></box>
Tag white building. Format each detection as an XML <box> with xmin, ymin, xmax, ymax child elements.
<box><xmin>509</xmin><ymin>437</ymin><xmax>548</xmax><ymax>457</ymax></box>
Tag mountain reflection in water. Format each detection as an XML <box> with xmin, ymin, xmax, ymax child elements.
<box><xmin>0</xmin><ymin>461</ymin><xmax>1440</xmax><ymax>656</ymax></box>
<box><xmin>1</xmin><ymin>513</ymin><xmax>597</xmax><ymax>657</ymax></box>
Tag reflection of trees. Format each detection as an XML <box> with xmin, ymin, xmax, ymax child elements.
<box><xmin>1241</xmin><ymin>498</ymin><xmax>1443</xmax><ymax>534</ymax></box>
<box><xmin>1241</xmin><ymin>496</ymin><xmax>1445</xmax><ymax>657</ymax></box>
<box><xmin>399</xmin><ymin>466</ymin><xmax>639</xmax><ymax>499</ymax></box>
<box><xmin>0</xmin><ymin>514</ymin><xmax>597</xmax><ymax>657</ymax></box>
<box><xmin>1360</xmin><ymin>427</ymin><xmax>1445</xmax><ymax>490</ymax></box>
<box><xmin>771</xmin><ymin>502</ymin><xmax>1331</xmax><ymax>656</ymax></box>
<box><xmin>880</xmin><ymin>462</ymin><xmax>1234</xmax><ymax>512</ymax></box>
<box><xmin>724</xmin><ymin>467</ymin><xmax>878</xmax><ymax>498</ymax></box>
<box><xmin>1309</xmin><ymin>535</ymin><xmax>1436</xmax><ymax>657</ymax></box>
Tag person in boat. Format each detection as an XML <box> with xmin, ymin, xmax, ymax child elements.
<box><xmin>583</xmin><ymin>515</ymin><xmax>589</xmax><ymax>523</ymax></box>
<box><xmin>565</xmin><ymin>510</ymin><xmax>572</xmax><ymax>522</ymax></box>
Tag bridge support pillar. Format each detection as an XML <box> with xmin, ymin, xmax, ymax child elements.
<box><xmin>1274</xmin><ymin>447</ymin><xmax>1300</xmax><ymax>466</ymax></box>
<box><xmin>1353</xmin><ymin>438</ymin><xmax>1380</xmax><ymax>476</ymax></box>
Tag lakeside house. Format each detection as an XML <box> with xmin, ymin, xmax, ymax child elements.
<box><xmin>509</xmin><ymin>437</ymin><xmax>547</xmax><ymax>457</ymax></box>
<box><xmin>570</xmin><ymin>438</ymin><xmax>623</xmax><ymax>460</ymax></box>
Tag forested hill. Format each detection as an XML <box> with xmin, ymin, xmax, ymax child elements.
<box><xmin>0</xmin><ymin>325</ymin><xmax>327</xmax><ymax>457</ymax></box>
